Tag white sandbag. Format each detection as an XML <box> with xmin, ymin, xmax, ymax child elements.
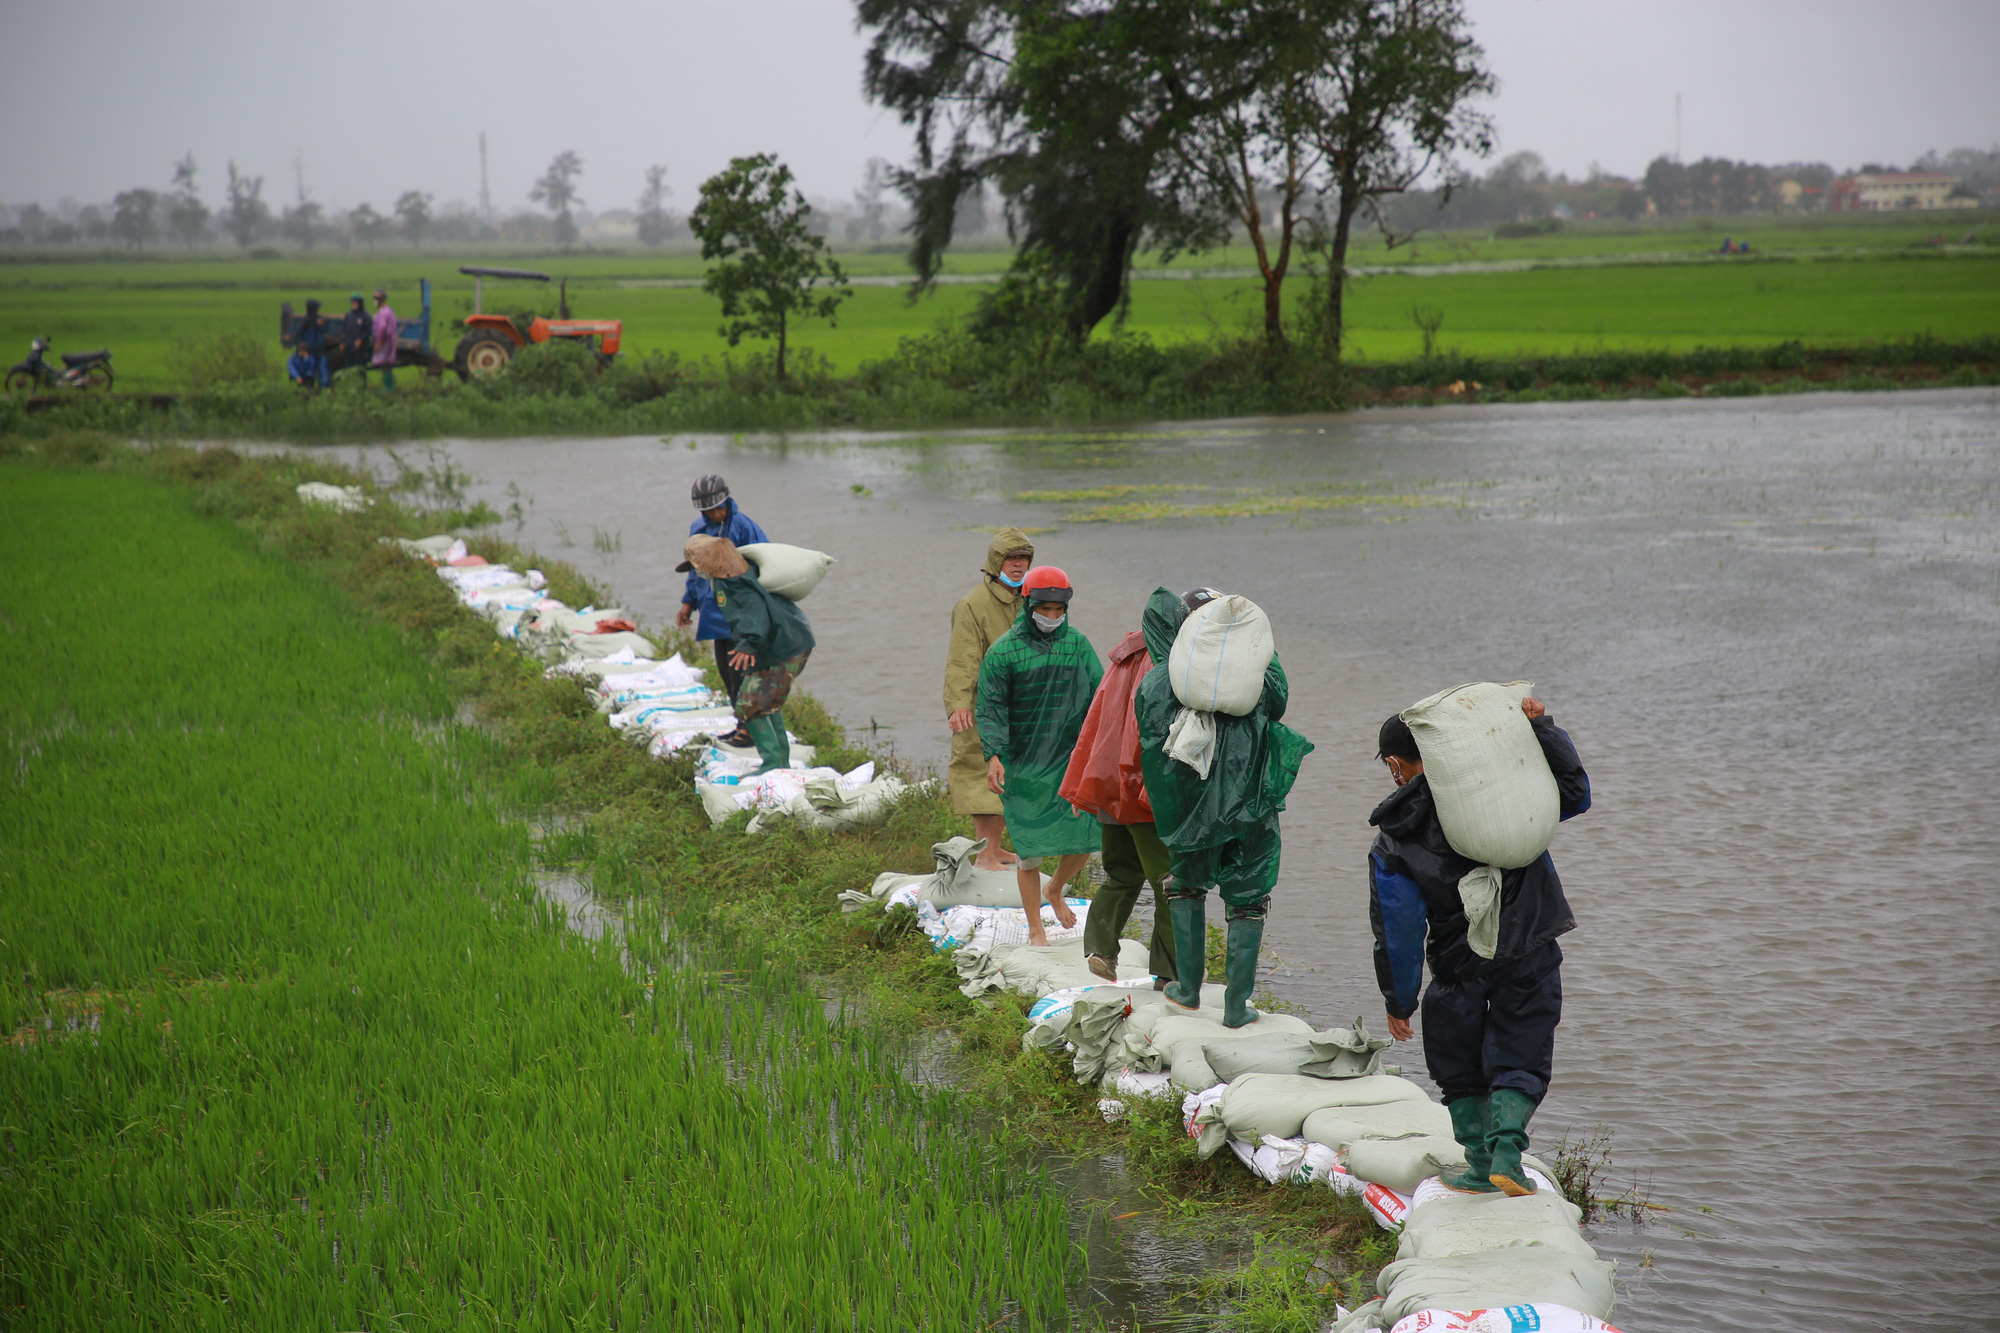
<box><xmin>921</xmin><ymin>837</ymin><xmax>1030</xmax><ymax>910</ymax></box>
<box><xmin>1214</xmin><ymin>1073</ymin><xmax>1431</xmax><ymax>1146</ymax></box>
<box><xmin>1123</xmin><ymin>1009</ymin><xmax>1313</xmax><ymax>1092</ymax></box>
<box><xmin>1377</xmin><ymin>1250</ymin><xmax>1617</xmax><ymax>1325</ymax></box>
<box><xmin>1394</xmin><ymin>1189</ymin><xmax>1593</xmax><ymax>1263</ymax></box>
<box><xmin>1301</xmin><ymin>1101</ymin><xmax>1454</xmax><ymax>1150</ymax></box>
<box><xmin>1168</xmin><ymin>594</ymin><xmax>1275</xmax><ymax>716</ymax></box>
<box><xmin>1344</xmin><ymin>1136</ymin><xmax>1555</xmax><ymax>1196</ymax></box>
<box><xmin>1401</xmin><ymin>681</ymin><xmax>1559</xmax><ymax>870</ymax></box>
<box><xmin>1202</xmin><ymin>1019</ymin><xmax>1395</xmax><ymax>1083</ymax></box>
<box><xmin>736</xmin><ymin>542</ymin><xmax>836</xmax><ymax>601</ymax></box>
<box><xmin>1389</xmin><ymin>1305</ymin><xmax>1621</xmax><ymax>1333</ymax></box>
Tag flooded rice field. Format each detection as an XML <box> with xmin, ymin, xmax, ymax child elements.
<box><xmin>328</xmin><ymin>387</ymin><xmax>1999</xmax><ymax>1330</ymax></box>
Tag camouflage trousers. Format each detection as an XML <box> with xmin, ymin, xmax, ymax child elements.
<box><xmin>735</xmin><ymin>651</ymin><xmax>810</xmax><ymax>721</ymax></box>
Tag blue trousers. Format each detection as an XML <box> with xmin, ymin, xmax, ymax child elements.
<box><xmin>1421</xmin><ymin>940</ymin><xmax>1562</xmax><ymax>1106</ymax></box>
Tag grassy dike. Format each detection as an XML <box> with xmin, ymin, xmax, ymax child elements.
<box><xmin>0</xmin><ymin>432</ymin><xmax>1389</xmax><ymax>1332</ymax></box>
<box><xmin>0</xmin><ymin>445</ymin><xmax>1090</xmax><ymax>1330</ymax></box>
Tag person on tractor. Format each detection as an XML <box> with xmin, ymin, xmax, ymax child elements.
<box><xmin>292</xmin><ymin>299</ymin><xmax>330</xmax><ymax>388</ymax></box>
<box><xmin>675</xmin><ymin>475</ymin><xmax>770</xmax><ymax>746</ymax></box>
<box><xmin>371</xmin><ymin>289</ymin><xmax>398</xmax><ymax>390</ymax></box>
<box><xmin>341</xmin><ymin>294</ymin><xmax>371</xmax><ymax>379</ymax></box>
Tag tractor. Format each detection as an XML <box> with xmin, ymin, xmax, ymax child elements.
<box><xmin>452</xmin><ymin>266</ymin><xmax>623</xmax><ymax>380</ymax></box>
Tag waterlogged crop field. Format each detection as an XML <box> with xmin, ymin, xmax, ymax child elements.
<box><xmin>0</xmin><ymin>465</ymin><xmax>1076</xmax><ymax>1329</ymax></box>
<box><xmin>3</xmin><ymin>211</ymin><xmax>1996</xmax><ymax>389</ymax></box>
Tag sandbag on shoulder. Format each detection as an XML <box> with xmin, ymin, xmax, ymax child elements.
<box><xmin>1377</xmin><ymin>1249</ymin><xmax>1617</xmax><ymax>1324</ymax></box>
<box><xmin>1344</xmin><ymin>1136</ymin><xmax>1556</xmax><ymax>1196</ymax></box>
<box><xmin>1395</xmin><ymin>1190</ymin><xmax>1593</xmax><ymax>1263</ymax></box>
<box><xmin>1300</xmin><ymin>1100</ymin><xmax>1454</xmax><ymax>1150</ymax></box>
<box><xmin>1401</xmin><ymin>681</ymin><xmax>1559</xmax><ymax>870</ymax></box>
<box><xmin>736</xmin><ymin>542</ymin><xmax>836</xmax><ymax>602</ymax></box>
<box><xmin>1218</xmin><ymin>1072</ymin><xmax>1431</xmax><ymax>1144</ymax></box>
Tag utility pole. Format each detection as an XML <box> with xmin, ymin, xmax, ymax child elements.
<box><xmin>1674</xmin><ymin>93</ymin><xmax>1682</xmax><ymax>165</ymax></box>
<box><xmin>294</xmin><ymin>147</ymin><xmax>307</xmax><ymax>204</ymax></box>
<box><xmin>479</xmin><ymin>132</ymin><xmax>491</xmax><ymax>220</ymax></box>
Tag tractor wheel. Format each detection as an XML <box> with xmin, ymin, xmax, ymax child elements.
<box><xmin>4</xmin><ymin>369</ymin><xmax>37</xmax><ymax>395</ymax></box>
<box><xmin>454</xmin><ymin>330</ymin><xmax>516</xmax><ymax>381</ymax></box>
<box><xmin>79</xmin><ymin>363</ymin><xmax>113</xmax><ymax>391</ymax></box>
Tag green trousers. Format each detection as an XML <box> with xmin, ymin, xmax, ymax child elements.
<box><xmin>1083</xmin><ymin>821</ymin><xmax>1179</xmax><ymax>982</ymax></box>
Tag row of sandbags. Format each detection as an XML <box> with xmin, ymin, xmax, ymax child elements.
<box><xmin>388</xmin><ymin>533</ymin><xmax>910</xmax><ymax>833</ymax></box>
<box><xmin>998</xmin><ymin>954</ymin><xmax>1620</xmax><ymax>1330</ymax></box>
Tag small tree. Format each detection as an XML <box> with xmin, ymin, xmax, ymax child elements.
<box><xmin>168</xmin><ymin>153</ymin><xmax>208</xmax><ymax>249</ymax></box>
<box><xmin>348</xmin><ymin>202</ymin><xmax>390</xmax><ymax>250</ymax></box>
<box><xmin>530</xmin><ymin>150</ymin><xmax>584</xmax><ymax>246</ymax></box>
<box><xmin>848</xmin><ymin>157</ymin><xmax>892</xmax><ymax>243</ymax></box>
<box><xmin>636</xmin><ymin>165</ymin><xmax>673</xmax><ymax>246</ymax></box>
<box><xmin>1302</xmin><ymin>0</ymin><xmax>1494</xmax><ymax>359</ymax></box>
<box><xmin>223</xmin><ymin>162</ymin><xmax>270</xmax><ymax>248</ymax></box>
<box><xmin>395</xmin><ymin>190</ymin><xmax>432</xmax><ymax>247</ymax></box>
<box><xmin>281</xmin><ymin>199</ymin><xmax>323</xmax><ymax>250</ymax></box>
<box><xmin>111</xmin><ymin>189</ymin><xmax>160</xmax><ymax>249</ymax></box>
<box><xmin>689</xmin><ymin>154</ymin><xmax>851</xmax><ymax>386</ymax></box>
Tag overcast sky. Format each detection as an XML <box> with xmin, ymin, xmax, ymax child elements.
<box><xmin>2</xmin><ymin>0</ymin><xmax>1995</xmax><ymax>214</ymax></box>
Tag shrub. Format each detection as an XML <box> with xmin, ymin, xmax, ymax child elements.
<box><xmin>167</xmin><ymin>330</ymin><xmax>277</xmax><ymax>391</ymax></box>
<box><xmin>492</xmin><ymin>338</ymin><xmax>603</xmax><ymax>398</ymax></box>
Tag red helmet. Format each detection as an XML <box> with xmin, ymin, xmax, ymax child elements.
<box><xmin>1022</xmin><ymin>564</ymin><xmax>1073</xmax><ymax>603</ymax></box>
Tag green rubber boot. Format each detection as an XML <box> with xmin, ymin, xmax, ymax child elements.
<box><xmin>1222</xmin><ymin>914</ymin><xmax>1264</xmax><ymax>1028</ymax></box>
<box><xmin>1485</xmin><ymin>1087</ymin><xmax>1541</xmax><ymax>1196</ymax></box>
<box><xmin>1162</xmin><ymin>890</ymin><xmax>1206</xmax><ymax>1012</ymax></box>
<box><xmin>1439</xmin><ymin>1095</ymin><xmax>1500</xmax><ymax>1194</ymax></box>
<box><xmin>746</xmin><ymin>712</ymin><xmax>791</xmax><ymax>776</ymax></box>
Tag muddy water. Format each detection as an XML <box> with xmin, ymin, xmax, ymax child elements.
<box><xmin>331</xmin><ymin>387</ymin><xmax>1999</xmax><ymax>1330</ymax></box>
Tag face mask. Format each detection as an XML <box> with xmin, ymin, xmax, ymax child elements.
<box><xmin>1032</xmin><ymin>611</ymin><xmax>1065</xmax><ymax>632</ymax></box>
<box><xmin>998</xmin><ymin>570</ymin><xmax>1024</xmax><ymax>588</ymax></box>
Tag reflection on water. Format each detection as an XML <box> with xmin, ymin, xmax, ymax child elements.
<box><xmin>331</xmin><ymin>387</ymin><xmax>1999</xmax><ymax>1331</ymax></box>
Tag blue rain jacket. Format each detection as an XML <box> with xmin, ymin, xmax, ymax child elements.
<box><xmin>679</xmin><ymin>498</ymin><xmax>769</xmax><ymax>641</ymax></box>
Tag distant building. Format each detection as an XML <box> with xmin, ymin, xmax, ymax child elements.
<box><xmin>1830</xmin><ymin>172</ymin><xmax>1975</xmax><ymax>212</ymax></box>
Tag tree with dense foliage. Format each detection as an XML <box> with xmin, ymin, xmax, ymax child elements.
<box><xmin>111</xmin><ymin>189</ymin><xmax>160</xmax><ymax>249</ymax></box>
<box><xmin>531</xmin><ymin>151</ymin><xmax>585</xmax><ymax>246</ymax></box>
<box><xmin>636</xmin><ymin>166</ymin><xmax>673</xmax><ymax>246</ymax></box>
<box><xmin>168</xmin><ymin>154</ymin><xmax>208</xmax><ymax>249</ymax></box>
<box><xmin>860</xmin><ymin>0</ymin><xmax>1237</xmax><ymax>342</ymax></box>
<box><xmin>281</xmin><ymin>200</ymin><xmax>323</xmax><ymax>250</ymax></box>
<box><xmin>347</xmin><ymin>203</ymin><xmax>390</xmax><ymax>250</ymax></box>
<box><xmin>223</xmin><ymin>162</ymin><xmax>269</xmax><ymax>248</ymax></box>
<box><xmin>688</xmin><ymin>154</ymin><xmax>851</xmax><ymax>385</ymax></box>
<box><xmin>396</xmin><ymin>191</ymin><xmax>432</xmax><ymax>247</ymax></box>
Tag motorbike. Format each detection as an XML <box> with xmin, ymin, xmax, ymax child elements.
<box><xmin>5</xmin><ymin>337</ymin><xmax>114</xmax><ymax>393</ymax></box>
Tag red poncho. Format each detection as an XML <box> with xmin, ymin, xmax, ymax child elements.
<box><xmin>1058</xmin><ymin>630</ymin><xmax>1154</xmax><ymax>825</ymax></box>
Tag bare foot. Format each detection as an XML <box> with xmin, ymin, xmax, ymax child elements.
<box><xmin>1026</xmin><ymin>929</ymin><xmax>1051</xmax><ymax>948</ymax></box>
<box><xmin>1043</xmin><ymin>882</ymin><xmax>1078</xmax><ymax>930</ymax></box>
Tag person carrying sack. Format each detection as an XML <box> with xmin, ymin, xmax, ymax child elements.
<box><xmin>1367</xmin><ymin>696</ymin><xmax>1591</xmax><ymax>1197</ymax></box>
<box><xmin>975</xmin><ymin>566</ymin><xmax>1102</xmax><ymax>948</ymax></box>
<box><xmin>676</xmin><ymin>535</ymin><xmax>813</xmax><ymax>776</ymax></box>
<box><xmin>944</xmin><ymin>527</ymin><xmax>1034</xmax><ymax>871</ymax></box>
<box><xmin>1057</xmin><ymin>621</ymin><xmax>1178</xmax><ymax>988</ymax></box>
<box><xmin>1135</xmin><ymin>587</ymin><xmax>1312</xmax><ymax>1029</ymax></box>
<box><xmin>675</xmin><ymin>474</ymin><xmax>770</xmax><ymax>745</ymax></box>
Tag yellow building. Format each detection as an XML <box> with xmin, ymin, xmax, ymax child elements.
<box><xmin>1831</xmin><ymin>172</ymin><xmax>1975</xmax><ymax>212</ymax></box>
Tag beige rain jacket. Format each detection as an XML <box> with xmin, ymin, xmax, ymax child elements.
<box><xmin>945</xmin><ymin>527</ymin><xmax>1035</xmax><ymax>815</ymax></box>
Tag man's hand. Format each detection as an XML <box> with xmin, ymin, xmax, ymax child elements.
<box><xmin>675</xmin><ymin>603</ymin><xmax>694</xmax><ymax>629</ymax></box>
<box><xmin>728</xmin><ymin>649</ymin><xmax>754</xmax><ymax>672</ymax></box>
<box><xmin>948</xmin><ymin>708</ymin><xmax>975</xmax><ymax>734</ymax></box>
<box><xmin>986</xmin><ymin>756</ymin><xmax>1006</xmax><ymax>794</ymax></box>
<box><xmin>1521</xmin><ymin>696</ymin><xmax>1545</xmax><ymax>721</ymax></box>
<box><xmin>1386</xmin><ymin>1013</ymin><xmax>1414</xmax><ymax>1042</ymax></box>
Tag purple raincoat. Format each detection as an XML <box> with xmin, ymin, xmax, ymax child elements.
<box><xmin>372</xmin><ymin>304</ymin><xmax>399</xmax><ymax>367</ymax></box>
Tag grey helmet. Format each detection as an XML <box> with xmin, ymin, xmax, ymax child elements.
<box><xmin>691</xmin><ymin>474</ymin><xmax>730</xmax><ymax>510</ymax></box>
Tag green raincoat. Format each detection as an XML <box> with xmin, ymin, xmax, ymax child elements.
<box><xmin>1135</xmin><ymin>587</ymin><xmax>1313</xmax><ymax>903</ymax></box>
<box><xmin>976</xmin><ymin>606</ymin><xmax>1103</xmax><ymax>860</ymax></box>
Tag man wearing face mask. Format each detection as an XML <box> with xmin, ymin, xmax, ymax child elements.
<box><xmin>945</xmin><ymin>528</ymin><xmax>1035</xmax><ymax>871</ymax></box>
<box><xmin>975</xmin><ymin>566</ymin><xmax>1103</xmax><ymax>947</ymax></box>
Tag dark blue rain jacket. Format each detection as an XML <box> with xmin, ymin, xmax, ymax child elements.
<box><xmin>1368</xmin><ymin>715</ymin><xmax>1591</xmax><ymax>1019</ymax></box>
<box><xmin>679</xmin><ymin>498</ymin><xmax>769</xmax><ymax>641</ymax></box>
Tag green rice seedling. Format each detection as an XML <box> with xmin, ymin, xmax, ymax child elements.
<box><xmin>0</xmin><ymin>463</ymin><xmax>1081</xmax><ymax>1330</ymax></box>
